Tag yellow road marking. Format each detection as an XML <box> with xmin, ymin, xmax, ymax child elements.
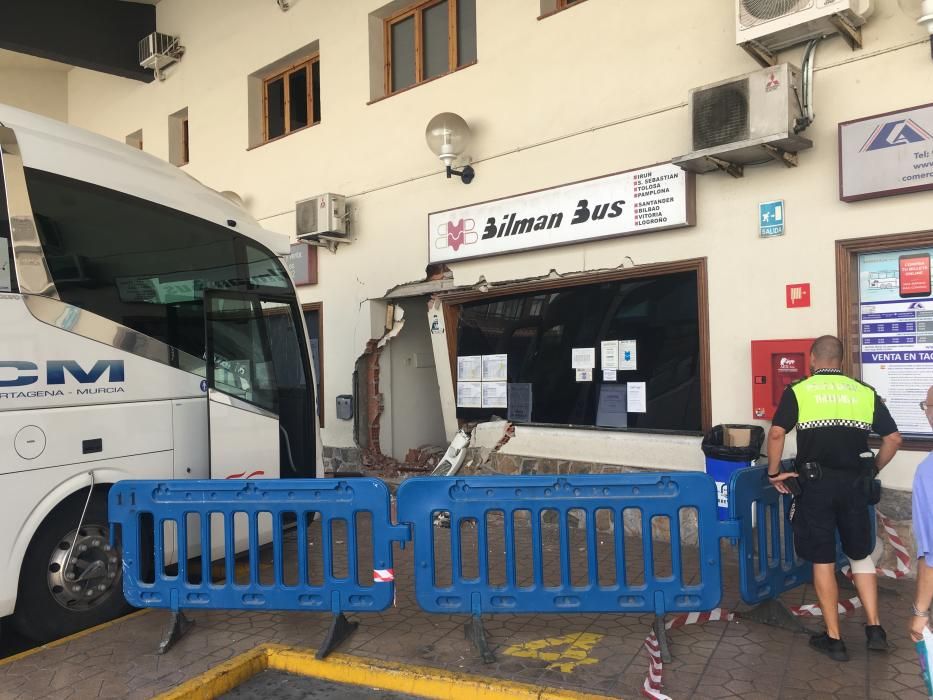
<box><xmin>503</xmin><ymin>632</ymin><xmax>603</xmax><ymax>673</ymax></box>
<box><xmin>156</xmin><ymin>643</ymin><xmax>616</xmax><ymax>700</ymax></box>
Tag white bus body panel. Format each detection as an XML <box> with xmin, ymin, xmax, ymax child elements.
<box><xmin>0</xmin><ymin>294</ymin><xmax>205</xmax><ymax>617</ymax></box>
<box><xmin>207</xmin><ymin>390</ymin><xmax>280</xmax><ymax>481</ymax></box>
<box><xmin>0</xmin><ymin>452</ymin><xmax>175</xmax><ymax>618</ymax></box>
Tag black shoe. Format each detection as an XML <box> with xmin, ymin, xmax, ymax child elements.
<box><xmin>866</xmin><ymin>625</ymin><xmax>889</xmax><ymax>651</ymax></box>
<box><xmin>809</xmin><ymin>632</ymin><xmax>849</xmax><ymax>662</ymax></box>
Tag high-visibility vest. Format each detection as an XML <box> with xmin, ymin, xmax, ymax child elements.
<box><xmin>791</xmin><ymin>373</ymin><xmax>875</xmax><ymax>431</ymax></box>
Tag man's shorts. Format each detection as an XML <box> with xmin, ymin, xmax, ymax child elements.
<box><xmin>790</xmin><ymin>473</ymin><xmax>872</xmax><ymax>564</ymax></box>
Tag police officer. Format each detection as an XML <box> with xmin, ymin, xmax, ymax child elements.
<box><xmin>767</xmin><ymin>335</ymin><xmax>902</xmax><ymax>662</ymax></box>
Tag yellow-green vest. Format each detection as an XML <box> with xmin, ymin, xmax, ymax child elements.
<box><xmin>791</xmin><ymin>373</ymin><xmax>875</xmax><ymax>431</ymax></box>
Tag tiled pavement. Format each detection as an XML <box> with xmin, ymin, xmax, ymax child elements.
<box><xmin>0</xmin><ymin>522</ymin><xmax>929</xmax><ymax>699</ymax></box>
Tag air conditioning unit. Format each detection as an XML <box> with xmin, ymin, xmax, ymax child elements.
<box><xmin>736</xmin><ymin>0</ymin><xmax>874</xmax><ymax>53</ymax></box>
<box><xmin>673</xmin><ymin>63</ymin><xmax>813</xmax><ymax>176</ymax></box>
<box><xmin>138</xmin><ymin>32</ymin><xmax>185</xmax><ymax>80</ymax></box>
<box><xmin>296</xmin><ymin>193</ymin><xmax>348</xmax><ymax>241</ymax></box>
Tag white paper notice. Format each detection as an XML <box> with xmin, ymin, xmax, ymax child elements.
<box><xmin>600</xmin><ymin>341</ymin><xmax>620</xmax><ymax>370</ymax></box>
<box><xmin>0</xmin><ymin>243</ymin><xmax>10</xmax><ymax>292</ymax></box>
<box><xmin>627</xmin><ymin>381</ymin><xmax>647</xmax><ymax>413</ymax></box>
<box><xmin>482</xmin><ymin>381</ymin><xmax>508</xmax><ymax>409</ymax></box>
<box><xmin>457</xmin><ymin>356</ymin><xmax>482</xmax><ymax>381</ymax></box>
<box><xmin>572</xmin><ymin>348</ymin><xmax>596</xmax><ymax>369</ymax></box>
<box><xmin>481</xmin><ymin>354</ymin><xmax>508</xmax><ymax>382</ymax></box>
<box><xmin>507</xmin><ymin>383</ymin><xmax>533</xmax><ymax>422</ymax></box>
<box><xmin>619</xmin><ymin>340</ymin><xmax>637</xmax><ymax>371</ymax></box>
<box><xmin>457</xmin><ymin>381</ymin><xmax>482</xmax><ymax>407</ymax></box>
<box><xmin>603</xmin><ymin>369</ymin><xmax>617</xmax><ymax>382</ymax></box>
<box><xmin>575</xmin><ymin>368</ymin><xmax>593</xmax><ymax>382</ymax></box>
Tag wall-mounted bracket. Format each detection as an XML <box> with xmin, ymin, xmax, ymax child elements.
<box><xmin>761</xmin><ymin>144</ymin><xmax>799</xmax><ymax>168</ymax></box>
<box><xmin>703</xmin><ymin>156</ymin><xmax>744</xmax><ymax>179</ymax></box>
<box><xmin>828</xmin><ymin>12</ymin><xmax>863</xmax><ymax>51</ymax></box>
<box><xmin>740</xmin><ymin>40</ymin><xmax>777</xmax><ymax>68</ymax></box>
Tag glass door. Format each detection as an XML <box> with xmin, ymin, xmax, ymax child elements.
<box><xmin>205</xmin><ymin>291</ymin><xmax>316</xmax><ymax>479</ymax></box>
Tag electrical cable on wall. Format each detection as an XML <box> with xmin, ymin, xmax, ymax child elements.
<box><xmin>795</xmin><ymin>37</ymin><xmax>822</xmax><ymax>133</ymax></box>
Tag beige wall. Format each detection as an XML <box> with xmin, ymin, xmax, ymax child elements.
<box><xmin>0</xmin><ymin>66</ymin><xmax>68</xmax><ymax>121</ymax></box>
<box><xmin>52</xmin><ymin>0</ymin><xmax>933</xmax><ymax>488</ymax></box>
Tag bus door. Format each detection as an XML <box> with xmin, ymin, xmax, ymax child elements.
<box><xmin>204</xmin><ymin>291</ymin><xmax>316</xmax><ymax>480</ymax></box>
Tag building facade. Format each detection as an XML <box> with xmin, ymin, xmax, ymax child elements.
<box><xmin>2</xmin><ymin>0</ymin><xmax>933</xmax><ymax>512</ymax></box>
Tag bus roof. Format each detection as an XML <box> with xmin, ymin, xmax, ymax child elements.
<box><xmin>0</xmin><ymin>103</ymin><xmax>289</xmax><ymax>255</ymax></box>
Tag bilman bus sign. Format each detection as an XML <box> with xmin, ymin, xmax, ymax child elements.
<box><xmin>428</xmin><ymin>163</ymin><xmax>695</xmax><ymax>264</ymax></box>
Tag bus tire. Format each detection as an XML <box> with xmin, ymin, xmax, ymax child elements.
<box><xmin>12</xmin><ymin>490</ymin><xmax>130</xmax><ymax>643</ymax></box>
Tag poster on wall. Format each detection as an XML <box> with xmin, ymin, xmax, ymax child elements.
<box><xmin>481</xmin><ymin>354</ymin><xmax>508</xmax><ymax>382</ymax></box>
<box><xmin>840</xmin><ymin>103</ymin><xmax>933</xmax><ymax>202</ymax></box>
<box><xmin>457</xmin><ymin>356</ymin><xmax>482</xmax><ymax>382</ymax></box>
<box><xmin>507</xmin><ymin>383</ymin><xmax>532</xmax><ymax>422</ymax></box>
<box><xmin>457</xmin><ymin>381</ymin><xmax>482</xmax><ymax>408</ymax></box>
<box><xmin>859</xmin><ymin>248</ymin><xmax>933</xmax><ymax>435</ymax></box>
<box><xmin>428</xmin><ymin>163</ymin><xmax>695</xmax><ymax>264</ymax></box>
<box><xmin>482</xmin><ymin>382</ymin><xmax>508</xmax><ymax>409</ymax></box>
<box><xmin>618</xmin><ymin>340</ymin><xmax>637</xmax><ymax>371</ymax></box>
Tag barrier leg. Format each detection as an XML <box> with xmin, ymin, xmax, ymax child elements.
<box><xmin>738</xmin><ymin>598</ymin><xmax>812</xmax><ymax>633</ymax></box>
<box><xmin>316</xmin><ymin>612</ymin><xmax>359</xmax><ymax>659</ymax></box>
<box><xmin>464</xmin><ymin>614</ymin><xmax>496</xmax><ymax>664</ymax></box>
<box><xmin>158</xmin><ymin>611</ymin><xmax>194</xmax><ymax>654</ymax></box>
<box><xmin>652</xmin><ymin>615</ymin><xmax>672</xmax><ymax>663</ymax></box>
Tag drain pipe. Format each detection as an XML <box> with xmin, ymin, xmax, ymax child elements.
<box><xmin>921</xmin><ymin>0</ymin><xmax>933</xmax><ymax>60</ymax></box>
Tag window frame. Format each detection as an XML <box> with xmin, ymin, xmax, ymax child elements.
<box><xmin>384</xmin><ymin>0</ymin><xmax>468</xmax><ymax>95</ymax></box>
<box><xmin>181</xmin><ymin>118</ymin><xmax>189</xmax><ymax>165</ymax></box>
<box><xmin>539</xmin><ymin>0</ymin><xmax>589</xmax><ymax>20</ymax></box>
<box><xmin>302</xmin><ymin>301</ymin><xmax>325</xmax><ymax>427</ymax></box>
<box><xmin>836</xmin><ymin>230</ymin><xmax>933</xmax><ymax>451</ymax></box>
<box><xmin>262</xmin><ymin>54</ymin><xmax>320</xmax><ymax>144</ymax></box>
<box><xmin>438</xmin><ymin>257</ymin><xmax>712</xmax><ymax>433</ymax></box>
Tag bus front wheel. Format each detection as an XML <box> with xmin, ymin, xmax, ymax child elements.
<box><xmin>13</xmin><ymin>490</ymin><xmax>130</xmax><ymax>643</ymax></box>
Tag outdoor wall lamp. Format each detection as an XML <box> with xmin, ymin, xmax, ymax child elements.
<box><xmin>425</xmin><ymin>112</ymin><xmax>475</xmax><ymax>184</ymax></box>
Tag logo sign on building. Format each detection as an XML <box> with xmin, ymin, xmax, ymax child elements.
<box><xmin>759</xmin><ymin>200</ymin><xmax>784</xmax><ymax>237</ymax></box>
<box><xmin>428</xmin><ymin>163</ymin><xmax>695</xmax><ymax>264</ymax></box>
<box><xmin>839</xmin><ymin>103</ymin><xmax>933</xmax><ymax>202</ymax></box>
<box><xmin>786</xmin><ymin>283</ymin><xmax>810</xmax><ymax>309</ymax></box>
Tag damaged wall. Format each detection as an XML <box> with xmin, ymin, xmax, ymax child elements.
<box><xmin>381</xmin><ymin>298</ymin><xmax>447</xmax><ymax>461</ymax></box>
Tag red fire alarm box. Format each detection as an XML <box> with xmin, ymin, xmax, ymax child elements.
<box><xmin>751</xmin><ymin>338</ymin><xmax>815</xmax><ymax>420</ymax></box>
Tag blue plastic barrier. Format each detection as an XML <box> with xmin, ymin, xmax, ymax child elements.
<box><xmin>108</xmin><ymin>478</ymin><xmax>409</xmax><ymax>655</ymax></box>
<box><xmin>729</xmin><ymin>465</ymin><xmax>810</xmax><ymax>605</ymax></box>
<box><xmin>730</xmin><ymin>465</ymin><xmax>876</xmax><ymax>607</ymax></box>
<box><xmin>396</xmin><ymin>473</ymin><xmax>732</xmax><ymax>618</ymax></box>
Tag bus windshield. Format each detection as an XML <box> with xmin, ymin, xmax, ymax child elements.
<box><xmin>23</xmin><ymin>167</ymin><xmax>293</xmax><ymax>374</ymax></box>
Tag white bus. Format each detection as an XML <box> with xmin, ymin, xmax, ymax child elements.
<box><xmin>0</xmin><ymin>105</ymin><xmax>321</xmax><ymax>643</ymax></box>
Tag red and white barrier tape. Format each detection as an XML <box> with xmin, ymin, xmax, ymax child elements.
<box><xmin>373</xmin><ymin>568</ymin><xmax>395</xmax><ymax>583</ymax></box>
<box><xmin>642</xmin><ymin>510</ymin><xmax>911</xmax><ymax>697</ymax></box>
<box><xmin>876</xmin><ymin>510</ymin><xmax>912</xmax><ymax>580</ymax></box>
<box><xmin>642</xmin><ymin>609</ymin><xmax>735</xmax><ymax>699</ymax></box>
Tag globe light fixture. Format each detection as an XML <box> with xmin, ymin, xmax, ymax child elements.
<box><xmin>425</xmin><ymin>112</ymin><xmax>475</xmax><ymax>184</ymax></box>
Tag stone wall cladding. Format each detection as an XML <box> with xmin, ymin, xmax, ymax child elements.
<box><xmin>322</xmin><ymin>446</ymin><xmax>364</xmax><ymax>472</ymax></box>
